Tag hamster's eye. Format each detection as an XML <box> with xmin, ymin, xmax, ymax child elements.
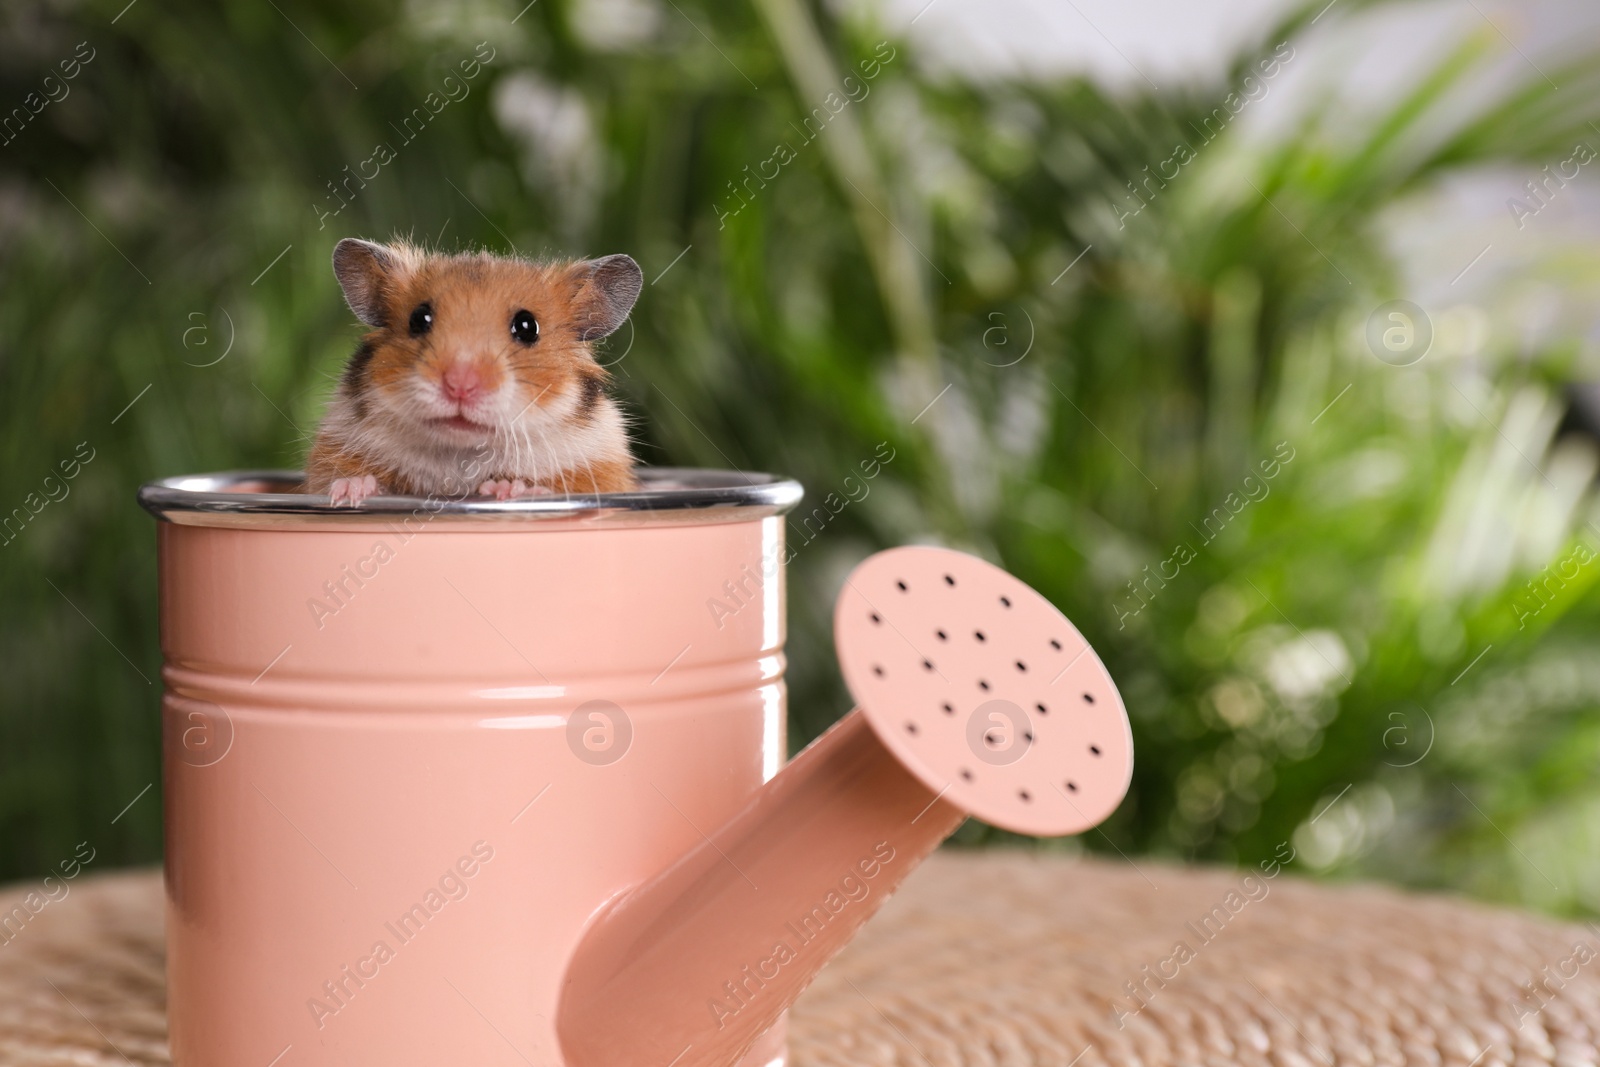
<box><xmin>408</xmin><ymin>303</ymin><xmax>434</xmax><ymax>338</ymax></box>
<box><xmin>510</xmin><ymin>309</ymin><xmax>539</xmax><ymax>346</ymax></box>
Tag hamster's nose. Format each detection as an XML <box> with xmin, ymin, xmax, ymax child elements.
<box><xmin>441</xmin><ymin>362</ymin><xmax>486</xmax><ymax>405</ymax></box>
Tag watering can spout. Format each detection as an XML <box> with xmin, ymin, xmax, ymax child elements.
<box><xmin>556</xmin><ymin>709</ymin><xmax>963</xmax><ymax>1067</ymax></box>
<box><xmin>556</xmin><ymin>546</ymin><xmax>1134</xmax><ymax>1067</ymax></box>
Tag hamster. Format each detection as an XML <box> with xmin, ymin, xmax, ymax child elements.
<box><xmin>304</xmin><ymin>238</ymin><xmax>642</xmax><ymax>506</ymax></box>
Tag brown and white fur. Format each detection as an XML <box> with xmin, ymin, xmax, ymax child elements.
<box><xmin>305</xmin><ymin>238</ymin><xmax>642</xmax><ymax>505</ymax></box>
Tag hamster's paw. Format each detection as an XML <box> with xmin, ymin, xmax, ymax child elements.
<box><xmin>480</xmin><ymin>478</ymin><xmax>531</xmax><ymax>501</ymax></box>
<box><xmin>479</xmin><ymin>480</ymin><xmax>559</xmax><ymax>500</ymax></box>
<box><xmin>330</xmin><ymin>475</ymin><xmax>380</xmax><ymax>507</ymax></box>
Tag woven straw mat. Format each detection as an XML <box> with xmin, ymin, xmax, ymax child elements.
<box><xmin>1</xmin><ymin>851</ymin><xmax>1596</xmax><ymax>1066</ymax></box>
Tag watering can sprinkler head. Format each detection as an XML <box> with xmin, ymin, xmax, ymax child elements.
<box><xmin>557</xmin><ymin>545</ymin><xmax>1134</xmax><ymax>1067</ymax></box>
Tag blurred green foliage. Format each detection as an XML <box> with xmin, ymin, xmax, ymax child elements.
<box><xmin>4</xmin><ymin>0</ymin><xmax>1600</xmax><ymax>914</ymax></box>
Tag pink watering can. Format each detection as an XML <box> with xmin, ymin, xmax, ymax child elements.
<box><xmin>140</xmin><ymin>469</ymin><xmax>1132</xmax><ymax>1067</ymax></box>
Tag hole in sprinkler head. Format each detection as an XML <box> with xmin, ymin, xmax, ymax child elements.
<box><xmin>922</xmin><ymin>659</ymin><xmax>935</xmax><ymax>672</ymax></box>
<box><xmin>1035</xmin><ymin>702</ymin><xmax>1048</xmax><ymax>715</ymax></box>
<box><xmin>974</xmin><ymin>631</ymin><xmax>987</xmax><ymax>643</ymax></box>
<box><xmin>905</xmin><ymin>722</ymin><xmax>918</xmax><ymax>736</ymax></box>
<box><xmin>1082</xmin><ymin>692</ymin><xmax>1095</xmax><ymax>705</ymax></box>
<box><xmin>1089</xmin><ymin>744</ymin><xmax>1102</xmax><ymax>756</ymax></box>
<box><xmin>1050</xmin><ymin>639</ymin><xmax>1062</xmax><ymax>651</ymax></box>
<box><xmin>872</xmin><ymin>664</ymin><xmax>885</xmax><ymax>677</ymax></box>
<box><xmin>1066</xmin><ymin>781</ymin><xmax>1079</xmax><ymax>792</ymax></box>
<box><xmin>960</xmin><ymin>768</ymin><xmax>974</xmax><ymax>782</ymax></box>
<box><xmin>896</xmin><ymin>580</ymin><xmax>908</xmax><ymax>592</ymax></box>
<box><xmin>1000</xmin><ymin>595</ymin><xmax>1012</xmax><ymax>608</ymax></box>
<box><xmin>943</xmin><ymin>574</ymin><xmax>956</xmax><ymax>587</ymax></box>
<box><xmin>869</xmin><ymin>612</ymin><xmax>881</xmax><ymax>625</ymax></box>
<box><xmin>1018</xmin><ymin>789</ymin><xmax>1032</xmax><ymax>802</ymax></box>
<box><xmin>941</xmin><ymin>702</ymin><xmax>954</xmax><ymax>715</ymax></box>
<box><xmin>978</xmin><ymin>679</ymin><xmax>990</xmax><ymax>691</ymax></box>
<box><xmin>1023</xmin><ymin>730</ymin><xmax>1034</xmax><ymax>742</ymax></box>
<box><xmin>1015</xmin><ymin>660</ymin><xmax>1027</xmax><ymax>673</ymax></box>
<box><xmin>936</xmin><ymin>629</ymin><xmax>948</xmax><ymax>641</ymax></box>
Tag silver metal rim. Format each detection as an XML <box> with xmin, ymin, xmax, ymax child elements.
<box><xmin>138</xmin><ymin>468</ymin><xmax>803</xmax><ymax>528</ymax></box>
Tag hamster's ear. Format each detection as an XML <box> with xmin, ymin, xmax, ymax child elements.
<box><xmin>332</xmin><ymin>238</ymin><xmax>397</xmax><ymax>328</ymax></box>
<box><xmin>572</xmin><ymin>254</ymin><xmax>643</xmax><ymax>341</ymax></box>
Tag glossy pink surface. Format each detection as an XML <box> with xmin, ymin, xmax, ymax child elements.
<box><xmin>158</xmin><ymin>511</ymin><xmax>790</xmax><ymax>1067</ymax></box>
